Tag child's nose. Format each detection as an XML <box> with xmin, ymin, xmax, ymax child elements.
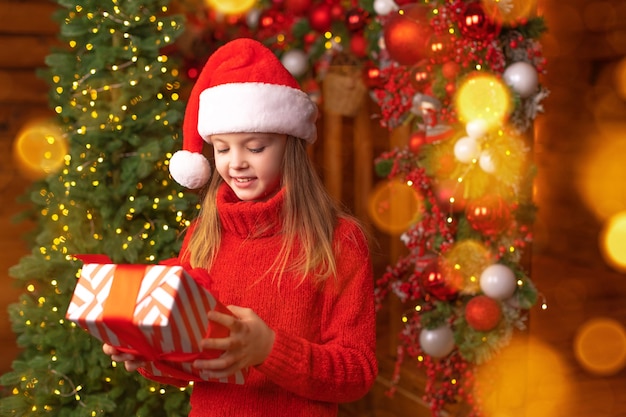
<box><xmin>230</xmin><ymin>150</ymin><xmax>248</xmax><ymax>169</ymax></box>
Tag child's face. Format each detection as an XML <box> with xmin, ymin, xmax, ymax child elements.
<box><xmin>211</xmin><ymin>132</ymin><xmax>287</xmax><ymax>201</ymax></box>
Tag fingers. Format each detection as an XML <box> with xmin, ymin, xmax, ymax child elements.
<box><xmin>201</xmin><ymin>308</ymin><xmax>246</xmax><ymax>351</ymax></box>
<box><xmin>124</xmin><ymin>360</ymin><xmax>147</xmax><ymax>372</ymax></box>
<box><xmin>193</xmin><ymin>351</ymin><xmax>237</xmax><ymax>371</ymax></box>
<box><xmin>192</xmin><ymin>351</ymin><xmax>243</xmax><ymax>379</ymax></box>
<box><xmin>102</xmin><ymin>343</ymin><xmax>145</xmax><ymax>372</ymax></box>
<box><xmin>225</xmin><ymin>305</ymin><xmax>250</xmax><ymax>318</ymax></box>
<box><xmin>200</xmin><ymin>335</ymin><xmax>238</xmax><ymax>351</ymax></box>
<box><xmin>197</xmin><ymin>305</ymin><xmax>274</xmax><ymax>377</ymax></box>
<box><xmin>102</xmin><ymin>343</ymin><xmax>116</xmax><ymax>355</ymax></box>
<box><xmin>207</xmin><ymin>309</ymin><xmax>242</xmax><ymax>329</ymax></box>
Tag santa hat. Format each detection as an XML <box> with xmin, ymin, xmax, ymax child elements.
<box><xmin>169</xmin><ymin>38</ymin><xmax>318</xmax><ymax>189</ymax></box>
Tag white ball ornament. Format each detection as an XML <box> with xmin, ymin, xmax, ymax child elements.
<box><xmin>480</xmin><ymin>264</ymin><xmax>517</xmax><ymax>300</ymax></box>
<box><xmin>419</xmin><ymin>325</ymin><xmax>455</xmax><ymax>358</ymax></box>
<box><xmin>503</xmin><ymin>61</ymin><xmax>539</xmax><ymax>98</ymax></box>
<box><xmin>454</xmin><ymin>136</ymin><xmax>480</xmax><ymax>163</ymax></box>
<box><xmin>465</xmin><ymin>119</ymin><xmax>488</xmax><ymax>140</ymax></box>
<box><xmin>246</xmin><ymin>8</ymin><xmax>261</xmax><ymax>29</ymax></box>
<box><xmin>373</xmin><ymin>0</ymin><xmax>398</xmax><ymax>16</ymax></box>
<box><xmin>281</xmin><ymin>49</ymin><xmax>309</xmax><ymax>79</ymax></box>
<box><xmin>479</xmin><ymin>150</ymin><xmax>496</xmax><ymax>173</ymax></box>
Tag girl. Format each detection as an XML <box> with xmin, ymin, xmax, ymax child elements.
<box><xmin>104</xmin><ymin>38</ymin><xmax>377</xmax><ymax>417</ymax></box>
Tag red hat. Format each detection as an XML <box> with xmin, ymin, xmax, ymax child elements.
<box><xmin>169</xmin><ymin>38</ymin><xmax>318</xmax><ymax>189</ymax></box>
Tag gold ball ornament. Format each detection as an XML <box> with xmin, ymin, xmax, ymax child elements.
<box><xmin>12</xmin><ymin>118</ymin><xmax>68</xmax><ymax>180</ymax></box>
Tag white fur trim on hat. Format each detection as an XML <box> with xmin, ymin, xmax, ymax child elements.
<box><xmin>197</xmin><ymin>82</ymin><xmax>318</xmax><ymax>143</ymax></box>
<box><xmin>169</xmin><ymin>150</ymin><xmax>211</xmax><ymax>189</ymax></box>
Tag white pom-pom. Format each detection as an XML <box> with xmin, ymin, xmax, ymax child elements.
<box><xmin>169</xmin><ymin>150</ymin><xmax>211</xmax><ymax>189</ymax></box>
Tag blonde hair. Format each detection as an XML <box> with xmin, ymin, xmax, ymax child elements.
<box><xmin>184</xmin><ymin>137</ymin><xmax>352</xmax><ymax>283</ymax></box>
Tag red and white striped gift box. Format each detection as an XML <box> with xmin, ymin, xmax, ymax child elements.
<box><xmin>66</xmin><ymin>262</ymin><xmax>246</xmax><ymax>384</ymax></box>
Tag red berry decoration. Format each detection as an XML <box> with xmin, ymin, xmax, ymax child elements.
<box><xmin>465</xmin><ymin>295</ymin><xmax>502</xmax><ymax>331</ymax></box>
<box><xmin>465</xmin><ymin>194</ymin><xmax>512</xmax><ymax>236</ymax></box>
<box><xmin>383</xmin><ymin>4</ymin><xmax>433</xmax><ymax>66</ymax></box>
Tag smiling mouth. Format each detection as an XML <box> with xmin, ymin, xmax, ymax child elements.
<box><xmin>234</xmin><ymin>177</ymin><xmax>254</xmax><ymax>183</ymax></box>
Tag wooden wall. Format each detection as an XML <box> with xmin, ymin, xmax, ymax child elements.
<box><xmin>1</xmin><ymin>1</ymin><xmax>626</xmax><ymax>417</ymax></box>
<box><xmin>527</xmin><ymin>1</ymin><xmax>626</xmax><ymax>416</ymax></box>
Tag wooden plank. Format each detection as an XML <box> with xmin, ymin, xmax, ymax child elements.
<box><xmin>0</xmin><ymin>1</ymin><xmax>58</xmax><ymax>36</ymax></box>
<box><xmin>0</xmin><ymin>35</ymin><xmax>57</xmax><ymax>69</ymax></box>
<box><xmin>541</xmin><ymin>0</ymin><xmax>626</xmax><ymax>34</ymax></box>
<box><xmin>0</xmin><ymin>69</ymin><xmax>49</xmax><ymax>104</ymax></box>
<box><xmin>0</xmin><ymin>103</ymin><xmax>53</xmax><ymax>137</ymax></box>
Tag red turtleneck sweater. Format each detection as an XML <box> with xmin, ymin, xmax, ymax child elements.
<box><xmin>144</xmin><ymin>184</ymin><xmax>377</xmax><ymax>416</ymax></box>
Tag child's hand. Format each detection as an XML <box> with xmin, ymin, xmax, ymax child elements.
<box><xmin>102</xmin><ymin>343</ymin><xmax>147</xmax><ymax>372</ymax></box>
<box><xmin>193</xmin><ymin>306</ymin><xmax>275</xmax><ymax>379</ymax></box>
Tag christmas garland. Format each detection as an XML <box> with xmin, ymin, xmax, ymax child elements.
<box><xmin>366</xmin><ymin>1</ymin><xmax>547</xmax><ymax>415</ymax></box>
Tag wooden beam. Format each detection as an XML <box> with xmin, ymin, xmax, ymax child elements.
<box><xmin>0</xmin><ymin>1</ymin><xmax>58</xmax><ymax>36</ymax></box>
<box><xmin>0</xmin><ymin>35</ymin><xmax>58</xmax><ymax>69</ymax></box>
<box><xmin>0</xmin><ymin>69</ymin><xmax>49</xmax><ymax>104</ymax></box>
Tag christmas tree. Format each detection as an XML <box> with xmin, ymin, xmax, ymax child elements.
<box><xmin>1</xmin><ymin>0</ymin><xmax>198</xmax><ymax>415</ymax></box>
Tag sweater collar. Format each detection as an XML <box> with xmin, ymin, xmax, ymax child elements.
<box><xmin>217</xmin><ymin>183</ymin><xmax>284</xmax><ymax>239</ymax></box>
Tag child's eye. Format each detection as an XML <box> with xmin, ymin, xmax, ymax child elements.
<box><xmin>216</xmin><ymin>148</ymin><xmax>229</xmax><ymax>154</ymax></box>
<box><xmin>249</xmin><ymin>147</ymin><xmax>265</xmax><ymax>153</ymax></box>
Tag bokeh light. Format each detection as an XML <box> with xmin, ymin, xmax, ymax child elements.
<box><xmin>12</xmin><ymin>118</ymin><xmax>68</xmax><ymax>180</ymax></box>
<box><xmin>454</xmin><ymin>72</ymin><xmax>511</xmax><ymax>128</ymax></box>
<box><xmin>578</xmin><ymin>124</ymin><xmax>626</xmax><ymax>221</ymax></box>
<box><xmin>475</xmin><ymin>337</ymin><xmax>569</xmax><ymax>417</ymax></box>
<box><xmin>204</xmin><ymin>0</ymin><xmax>256</xmax><ymax>15</ymax></box>
<box><xmin>599</xmin><ymin>211</ymin><xmax>626</xmax><ymax>273</ymax></box>
<box><xmin>574</xmin><ymin>317</ymin><xmax>626</xmax><ymax>376</ymax></box>
<box><xmin>368</xmin><ymin>179</ymin><xmax>422</xmax><ymax>235</ymax></box>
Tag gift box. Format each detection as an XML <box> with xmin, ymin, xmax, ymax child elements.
<box><xmin>66</xmin><ymin>259</ymin><xmax>246</xmax><ymax>384</ymax></box>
